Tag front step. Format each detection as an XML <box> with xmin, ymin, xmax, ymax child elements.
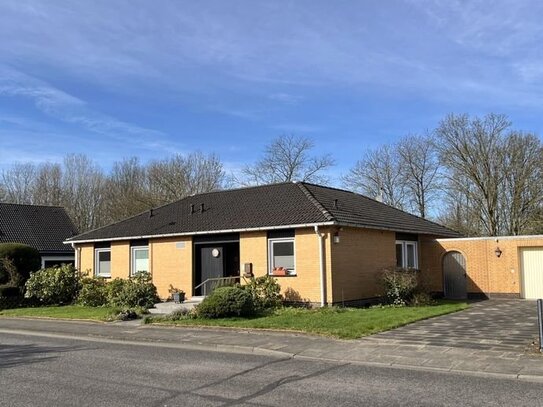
<box><xmin>149</xmin><ymin>296</ymin><xmax>206</xmax><ymax>315</ymax></box>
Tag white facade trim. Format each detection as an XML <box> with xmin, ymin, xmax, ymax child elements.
<box><xmin>436</xmin><ymin>235</ymin><xmax>543</xmax><ymax>243</ymax></box>
<box><xmin>65</xmin><ymin>222</ymin><xmax>336</xmax><ymax>244</ymax></box>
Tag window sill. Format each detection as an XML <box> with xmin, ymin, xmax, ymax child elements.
<box><xmin>269</xmin><ymin>274</ymin><xmax>297</xmax><ymax>277</ymax></box>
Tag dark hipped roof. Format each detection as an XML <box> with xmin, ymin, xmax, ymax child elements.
<box><xmin>0</xmin><ymin>203</ymin><xmax>78</xmax><ymax>253</ymax></box>
<box><xmin>68</xmin><ymin>182</ymin><xmax>459</xmax><ymax>243</ymax></box>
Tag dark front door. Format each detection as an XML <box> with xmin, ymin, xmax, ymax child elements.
<box><xmin>198</xmin><ymin>246</ymin><xmax>224</xmax><ymax>295</ymax></box>
<box><xmin>443</xmin><ymin>251</ymin><xmax>467</xmax><ymax>299</ymax></box>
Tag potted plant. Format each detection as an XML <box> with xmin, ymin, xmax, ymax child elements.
<box><xmin>272</xmin><ymin>267</ymin><xmax>287</xmax><ymax>276</ymax></box>
<box><xmin>168</xmin><ymin>285</ymin><xmax>185</xmax><ymax>303</ymax></box>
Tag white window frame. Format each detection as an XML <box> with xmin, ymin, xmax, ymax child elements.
<box><xmin>268</xmin><ymin>238</ymin><xmax>296</xmax><ymax>276</ymax></box>
<box><xmin>94</xmin><ymin>248</ymin><xmax>111</xmax><ymax>278</ymax></box>
<box><xmin>130</xmin><ymin>246</ymin><xmax>150</xmax><ymax>276</ymax></box>
<box><xmin>41</xmin><ymin>256</ymin><xmax>75</xmax><ymax>269</ymax></box>
<box><xmin>395</xmin><ymin>240</ymin><xmax>418</xmax><ymax>269</ymax></box>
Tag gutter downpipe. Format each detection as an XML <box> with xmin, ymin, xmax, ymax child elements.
<box><xmin>71</xmin><ymin>242</ymin><xmax>79</xmax><ymax>272</ymax></box>
<box><xmin>314</xmin><ymin>225</ymin><xmax>326</xmax><ymax>307</ymax></box>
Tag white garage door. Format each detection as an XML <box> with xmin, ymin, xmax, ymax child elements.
<box><xmin>520</xmin><ymin>248</ymin><xmax>543</xmax><ymax>299</ymax></box>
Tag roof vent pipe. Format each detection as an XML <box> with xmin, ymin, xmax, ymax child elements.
<box><xmin>200</xmin><ymin>203</ymin><xmax>205</xmax><ymax>213</ymax></box>
<box><xmin>149</xmin><ymin>208</ymin><xmax>154</xmax><ymax>218</ymax></box>
<box><xmin>333</xmin><ymin>199</ymin><xmax>338</xmax><ymax>210</ymax></box>
<box><xmin>190</xmin><ymin>204</ymin><xmax>195</xmax><ymax>215</ymax></box>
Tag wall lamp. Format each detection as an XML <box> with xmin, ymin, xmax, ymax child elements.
<box><xmin>494</xmin><ymin>247</ymin><xmax>502</xmax><ymax>258</ymax></box>
<box><xmin>333</xmin><ymin>230</ymin><xmax>341</xmax><ymax>244</ymax></box>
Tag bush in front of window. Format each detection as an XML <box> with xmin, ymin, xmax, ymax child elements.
<box><xmin>380</xmin><ymin>267</ymin><xmax>419</xmax><ymax>306</ymax></box>
<box><xmin>108</xmin><ymin>271</ymin><xmax>160</xmax><ymax>309</ymax></box>
<box><xmin>77</xmin><ymin>277</ymin><xmax>109</xmax><ymax>307</ymax></box>
<box><xmin>24</xmin><ymin>264</ymin><xmax>81</xmax><ymax>305</ymax></box>
<box><xmin>242</xmin><ymin>275</ymin><xmax>282</xmax><ymax>312</ymax></box>
<box><xmin>196</xmin><ymin>286</ymin><xmax>254</xmax><ymax>319</ymax></box>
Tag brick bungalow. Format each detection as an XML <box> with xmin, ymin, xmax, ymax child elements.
<box><xmin>0</xmin><ymin>203</ymin><xmax>78</xmax><ymax>268</ymax></box>
<box><xmin>66</xmin><ymin>182</ymin><xmax>461</xmax><ymax>306</ymax></box>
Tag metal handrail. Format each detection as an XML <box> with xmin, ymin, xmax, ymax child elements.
<box><xmin>194</xmin><ymin>276</ymin><xmax>240</xmax><ymax>296</ymax></box>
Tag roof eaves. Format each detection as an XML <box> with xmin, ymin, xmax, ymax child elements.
<box><xmin>64</xmin><ymin>221</ymin><xmax>337</xmax><ymax>244</ymax></box>
<box><xmin>335</xmin><ymin>221</ymin><xmax>461</xmax><ymax>237</ymax></box>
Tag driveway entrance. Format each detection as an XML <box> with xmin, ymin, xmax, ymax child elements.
<box><xmin>367</xmin><ymin>300</ymin><xmax>539</xmax><ymax>352</ymax></box>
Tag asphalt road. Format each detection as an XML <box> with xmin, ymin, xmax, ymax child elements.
<box><xmin>1</xmin><ymin>332</ymin><xmax>542</xmax><ymax>407</ymax></box>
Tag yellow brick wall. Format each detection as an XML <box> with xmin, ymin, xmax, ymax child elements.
<box><xmin>78</xmin><ymin>244</ymin><xmax>94</xmax><ymax>276</ymax></box>
<box><xmin>239</xmin><ymin>231</ymin><xmax>268</xmax><ymax>279</ymax></box>
<box><xmin>239</xmin><ymin>228</ymin><xmax>333</xmax><ymax>304</ymax></box>
<box><xmin>76</xmin><ymin>237</ymin><xmax>193</xmax><ymax>300</ymax></box>
<box><xmin>150</xmin><ymin>237</ymin><xmax>192</xmax><ymax>299</ymax></box>
<box><xmin>330</xmin><ymin>227</ymin><xmax>396</xmax><ymax>302</ymax></box>
<box><xmin>111</xmin><ymin>241</ymin><xmax>130</xmax><ymax>279</ymax></box>
<box><xmin>422</xmin><ymin>236</ymin><xmax>543</xmax><ymax>296</ymax></box>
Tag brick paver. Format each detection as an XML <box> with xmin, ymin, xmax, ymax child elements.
<box><xmin>365</xmin><ymin>300</ymin><xmax>539</xmax><ymax>352</ymax></box>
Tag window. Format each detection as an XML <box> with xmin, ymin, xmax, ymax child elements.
<box><xmin>395</xmin><ymin>240</ymin><xmax>418</xmax><ymax>269</ymax></box>
<box><xmin>268</xmin><ymin>238</ymin><xmax>296</xmax><ymax>276</ymax></box>
<box><xmin>131</xmin><ymin>246</ymin><xmax>149</xmax><ymax>276</ymax></box>
<box><xmin>95</xmin><ymin>249</ymin><xmax>111</xmax><ymax>277</ymax></box>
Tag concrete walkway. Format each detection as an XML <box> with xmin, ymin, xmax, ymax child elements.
<box><xmin>0</xmin><ymin>304</ymin><xmax>542</xmax><ymax>382</ymax></box>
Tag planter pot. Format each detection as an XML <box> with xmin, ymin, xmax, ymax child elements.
<box><xmin>172</xmin><ymin>292</ymin><xmax>185</xmax><ymax>303</ymax></box>
<box><xmin>272</xmin><ymin>269</ymin><xmax>287</xmax><ymax>276</ymax></box>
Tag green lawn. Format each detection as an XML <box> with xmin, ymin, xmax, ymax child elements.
<box><xmin>0</xmin><ymin>305</ymin><xmax>121</xmax><ymax>321</ymax></box>
<box><xmin>147</xmin><ymin>301</ymin><xmax>469</xmax><ymax>339</ymax></box>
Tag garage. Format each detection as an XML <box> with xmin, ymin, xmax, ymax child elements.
<box><xmin>520</xmin><ymin>247</ymin><xmax>543</xmax><ymax>299</ymax></box>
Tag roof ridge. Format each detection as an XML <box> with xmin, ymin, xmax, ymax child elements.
<box><xmin>297</xmin><ymin>182</ymin><xmax>335</xmax><ymax>222</ymax></box>
<box><xmin>305</xmin><ymin>183</ymin><xmax>460</xmax><ymax>236</ymax></box>
<box><xmin>0</xmin><ymin>202</ymin><xmax>65</xmax><ymax>209</ymax></box>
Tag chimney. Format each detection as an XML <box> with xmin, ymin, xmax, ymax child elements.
<box><xmin>375</xmin><ymin>188</ymin><xmax>384</xmax><ymax>203</ymax></box>
<box><xmin>190</xmin><ymin>204</ymin><xmax>195</xmax><ymax>215</ymax></box>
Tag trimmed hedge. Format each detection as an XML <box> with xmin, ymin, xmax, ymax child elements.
<box><xmin>0</xmin><ymin>243</ymin><xmax>41</xmax><ymax>282</ymax></box>
<box><xmin>197</xmin><ymin>286</ymin><xmax>254</xmax><ymax>319</ymax></box>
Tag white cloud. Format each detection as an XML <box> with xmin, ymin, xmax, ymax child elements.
<box><xmin>0</xmin><ymin>67</ymin><xmax>184</xmax><ymax>154</ymax></box>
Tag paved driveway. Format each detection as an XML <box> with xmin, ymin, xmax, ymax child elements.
<box><xmin>366</xmin><ymin>300</ymin><xmax>540</xmax><ymax>352</ymax></box>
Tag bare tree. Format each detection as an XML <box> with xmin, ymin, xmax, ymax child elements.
<box><xmin>501</xmin><ymin>132</ymin><xmax>543</xmax><ymax>235</ymax></box>
<box><xmin>342</xmin><ymin>144</ymin><xmax>406</xmax><ymax>209</ymax></box>
<box><xmin>435</xmin><ymin>113</ymin><xmax>512</xmax><ymax>236</ymax></box>
<box><xmin>397</xmin><ymin>134</ymin><xmax>441</xmax><ymax>218</ymax></box>
<box><xmin>241</xmin><ymin>135</ymin><xmax>335</xmax><ymax>185</ymax></box>
<box><xmin>436</xmin><ymin>177</ymin><xmax>484</xmax><ymax>236</ymax></box>
<box><xmin>61</xmin><ymin>154</ymin><xmax>106</xmax><ymax>232</ymax></box>
<box><xmin>1</xmin><ymin>163</ymin><xmax>36</xmax><ymax>204</ymax></box>
<box><xmin>104</xmin><ymin>157</ymin><xmax>150</xmax><ymax>223</ymax></box>
<box><xmin>33</xmin><ymin>163</ymin><xmax>63</xmax><ymax>206</ymax></box>
<box><xmin>147</xmin><ymin>152</ymin><xmax>225</xmax><ymax>205</ymax></box>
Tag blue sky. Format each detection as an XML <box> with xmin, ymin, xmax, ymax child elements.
<box><xmin>1</xmin><ymin>1</ymin><xmax>543</xmax><ymax>183</ymax></box>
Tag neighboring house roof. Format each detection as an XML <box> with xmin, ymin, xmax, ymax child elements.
<box><xmin>67</xmin><ymin>182</ymin><xmax>460</xmax><ymax>243</ymax></box>
<box><xmin>0</xmin><ymin>203</ymin><xmax>78</xmax><ymax>253</ymax></box>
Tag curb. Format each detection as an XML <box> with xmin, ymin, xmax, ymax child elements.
<box><xmin>1</xmin><ymin>326</ymin><xmax>542</xmax><ymax>383</ymax></box>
